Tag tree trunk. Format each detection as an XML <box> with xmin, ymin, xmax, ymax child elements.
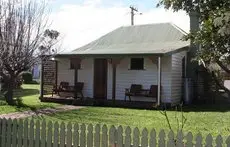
<box><xmin>4</xmin><ymin>77</ymin><xmax>15</xmax><ymax>105</ymax></box>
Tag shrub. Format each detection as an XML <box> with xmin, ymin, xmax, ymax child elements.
<box><xmin>21</xmin><ymin>72</ymin><xmax>33</xmax><ymax>84</ymax></box>
<box><xmin>15</xmin><ymin>77</ymin><xmax>23</xmax><ymax>89</ymax></box>
<box><xmin>1</xmin><ymin>76</ymin><xmax>23</xmax><ymax>90</ymax></box>
<box><xmin>30</xmin><ymin>80</ymin><xmax>39</xmax><ymax>84</ymax></box>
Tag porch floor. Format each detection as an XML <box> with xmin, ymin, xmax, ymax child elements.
<box><xmin>41</xmin><ymin>95</ymin><xmax>158</xmax><ymax>109</ymax></box>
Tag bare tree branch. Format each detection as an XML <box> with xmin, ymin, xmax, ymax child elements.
<box><xmin>0</xmin><ymin>0</ymin><xmax>59</xmax><ymax>105</ymax></box>
<box><xmin>216</xmin><ymin>60</ymin><xmax>230</xmax><ymax>74</ymax></box>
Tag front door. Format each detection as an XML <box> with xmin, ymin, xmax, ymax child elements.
<box><xmin>94</xmin><ymin>58</ymin><xmax>107</xmax><ymax>99</ymax></box>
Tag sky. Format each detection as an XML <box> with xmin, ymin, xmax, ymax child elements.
<box><xmin>49</xmin><ymin>0</ymin><xmax>190</xmax><ymax>52</ymax></box>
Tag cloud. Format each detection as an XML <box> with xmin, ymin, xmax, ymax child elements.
<box><xmin>50</xmin><ymin>1</ymin><xmax>189</xmax><ymax>52</ymax></box>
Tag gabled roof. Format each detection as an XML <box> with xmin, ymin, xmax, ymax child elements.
<box><xmin>63</xmin><ymin>23</ymin><xmax>189</xmax><ymax>56</ymax></box>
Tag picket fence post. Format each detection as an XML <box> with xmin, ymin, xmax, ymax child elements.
<box><xmin>185</xmin><ymin>132</ymin><xmax>193</xmax><ymax>147</ymax></box>
<box><xmin>0</xmin><ymin>118</ymin><xmax>230</xmax><ymax>147</ymax></box>
<box><xmin>167</xmin><ymin>130</ymin><xmax>175</xmax><ymax>147</ymax></box>
<box><xmin>47</xmin><ymin>121</ymin><xmax>53</xmax><ymax>147</ymax></box>
<box><xmin>6</xmin><ymin>118</ymin><xmax>12</xmax><ymax>147</ymax></box>
<box><xmin>176</xmin><ymin>130</ymin><xmax>183</xmax><ymax>147</ymax></box>
<box><xmin>149</xmin><ymin>129</ymin><xmax>156</xmax><ymax>147</ymax></box>
<box><xmin>18</xmin><ymin>119</ymin><xmax>23</xmax><ymax>147</ymax></box>
<box><xmin>195</xmin><ymin>133</ymin><xmax>202</xmax><ymax>147</ymax></box>
<box><xmin>23</xmin><ymin>119</ymin><xmax>28</xmax><ymax>147</ymax></box>
<box><xmin>12</xmin><ymin>119</ymin><xmax>17</xmax><ymax>147</ymax></box>
<box><xmin>117</xmin><ymin>125</ymin><xmax>123</xmax><ymax>147</ymax></box>
<box><xmin>124</xmin><ymin>126</ymin><xmax>131</xmax><ymax>147</ymax></box>
<box><xmin>41</xmin><ymin>120</ymin><xmax>46</xmax><ymax>147</ymax></box>
<box><xmin>133</xmin><ymin>127</ymin><xmax>140</xmax><ymax>147</ymax></box>
<box><xmin>205</xmin><ymin>134</ymin><xmax>213</xmax><ymax>147</ymax></box>
<box><xmin>102</xmin><ymin>125</ymin><xmax>108</xmax><ymax>147</ymax></box>
<box><xmin>141</xmin><ymin>128</ymin><xmax>148</xmax><ymax>147</ymax></box>
<box><xmin>80</xmin><ymin>123</ymin><xmax>86</xmax><ymax>147</ymax></box>
<box><xmin>73</xmin><ymin>123</ymin><xmax>79</xmax><ymax>147</ymax></box>
<box><xmin>35</xmin><ymin>120</ymin><xmax>40</xmax><ymax>147</ymax></box>
<box><xmin>66</xmin><ymin>122</ymin><xmax>73</xmax><ymax>147</ymax></box>
<box><xmin>60</xmin><ymin>122</ymin><xmax>66</xmax><ymax>147</ymax></box>
<box><xmin>94</xmin><ymin>124</ymin><xmax>100</xmax><ymax>147</ymax></box>
<box><xmin>87</xmin><ymin>124</ymin><xmax>93</xmax><ymax>147</ymax></box>
<box><xmin>109</xmin><ymin>125</ymin><xmax>116</xmax><ymax>147</ymax></box>
<box><xmin>159</xmin><ymin>130</ymin><xmax>166</xmax><ymax>147</ymax></box>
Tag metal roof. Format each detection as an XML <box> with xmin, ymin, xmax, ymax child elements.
<box><xmin>63</xmin><ymin>23</ymin><xmax>189</xmax><ymax>55</ymax></box>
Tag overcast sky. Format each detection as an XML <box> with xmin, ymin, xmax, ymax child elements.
<box><xmin>49</xmin><ymin>0</ymin><xmax>189</xmax><ymax>52</ymax></box>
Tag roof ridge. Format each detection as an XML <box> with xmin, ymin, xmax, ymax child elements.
<box><xmin>121</xmin><ymin>22</ymin><xmax>171</xmax><ymax>28</ymax></box>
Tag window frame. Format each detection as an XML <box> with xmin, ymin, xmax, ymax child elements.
<box><xmin>129</xmin><ymin>58</ymin><xmax>145</xmax><ymax>70</ymax></box>
<box><xmin>70</xmin><ymin>61</ymin><xmax>81</xmax><ymax>70</ymax></box>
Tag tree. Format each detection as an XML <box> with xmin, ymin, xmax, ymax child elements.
<box><xmin>158</xmin><ymin>0</ymin><xmax>230</xmax><ymax>96</ymax></box>
<box><xmin>0</xmin><ymin>0</ymin><xmax>59</xmax><ymax>105</ymax></box>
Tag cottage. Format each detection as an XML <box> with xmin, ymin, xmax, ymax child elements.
<box><xmin>40</xmin><ymin>12</ymin><xmax>200</xmax><ymax>107</ymax></box>
<box><xmin>42</xmin><ymin>23</ymin><xmax>192</xmax><ymax>106</ymax></box>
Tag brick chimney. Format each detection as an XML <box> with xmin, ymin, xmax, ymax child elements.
<box><xmin>189</xmin><ymin>11</ymin><xmax>200</xmax><ymax>53</ymax></box>
<box><xmin>186</xmin><ymin>11</ymin><xmax>200</xmax><ymax>100</ymax></box>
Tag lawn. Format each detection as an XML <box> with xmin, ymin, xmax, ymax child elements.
<box><xmin>34</xmin><ymin>105</ymin><xmax>230</xmax><ymax>137</ymax></box>
<box><xmin>0</xmin><ymin>84</ymin><xmax>60</xmax><ymax>114</ymax></box>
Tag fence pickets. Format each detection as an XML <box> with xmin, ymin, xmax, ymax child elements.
<box><xmin>0</xmin><ymin>119</ymin><xmax>230</xmax><ymax>147</ymax></box>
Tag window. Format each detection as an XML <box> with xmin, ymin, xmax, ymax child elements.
<box><xmin>70</xmin><ymin>61</ymin><xmax>81</xmax><ymax>69</ymax></box>
<box><xmin>130</xmin><ymin>58</ymin><xmax>144</xmax><ymax>70</ymax></box>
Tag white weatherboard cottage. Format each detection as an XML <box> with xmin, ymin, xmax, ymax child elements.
<box><xmin>53</xmin><ymin>22</ymin><xmax>192</xmax><ymax>106</ymax></box>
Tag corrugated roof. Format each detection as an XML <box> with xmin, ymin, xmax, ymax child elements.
<box><xmin>64</xmin><ymin>23</ymin><xmax>189</xmax><ymax>55</ymax></box>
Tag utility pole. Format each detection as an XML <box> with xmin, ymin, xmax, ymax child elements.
<box><xmin>130</xmin><ymin>6</ymin><xmax>138</xmax><ymax>26</ymax></box>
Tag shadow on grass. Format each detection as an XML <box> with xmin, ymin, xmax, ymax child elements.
<box><xmin>13</xmin><ymin>101</ymin><xmax>57</xmax><ymax>113</ymax></box>
<box><xmin>0</xmin><ymin>88</ymin><xmax>39</xmax><ymax>100</ymax></box>
<box><xmin>14</xmin><ymin>88</ymin><xmax>39</xmax><ymax>97</ymax></box>
<box><xmin>162</xmin><ymin>94</ymin><xmax>230</xmax><ymax>112</ymax></box>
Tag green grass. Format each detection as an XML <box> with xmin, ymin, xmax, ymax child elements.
<box><xmin>34</xmin><ymin>106</ymin><xmax>230</xmax><ymax>137</ymax></box>
<box><xmin>0</xmin><ymin>84</ymin><xmax>60</xmax><ymax>114</ymax></box>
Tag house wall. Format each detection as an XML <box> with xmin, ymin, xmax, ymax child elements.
<box><xmin>78</xmin><ymin>58</ymin><xmax>94</xmax><ymax>98</ymax></box>
<box><xmin>57</xmin><ymin>58</ymin><xmax>75</xmax><ymax>86</ymax></box>
<box><xmin>107</xmin><ymin>56</ymin><xmax>172</xmax><ymax>103</ymax></box>
<box><xmin>171</xmin><ymin>51</ymin><xmax>186</xmax><ymax>105</ymax></box>
<box><xmin>57</xmin><ymin>56</ymin><xmax>173</xmax><ymax>103</ymax></box>
<box><xmin>57</xmin><ymin>58</ymin><xmax>94</xmax><ymax>98</ymax></box>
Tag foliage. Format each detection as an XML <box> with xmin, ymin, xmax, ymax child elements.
<box><xmin>160</xmin><ymin>105</ymin><xmax>187</xmax><ymax>132</ymax></box>
<box><xmin>158</xmin><ymin>0</ymin><xmax>230</xmax><ymax>95</ymax></box>
<box><xmin>0</xmin><ymin>0</ymin><xmax>60</xmax><ymax>105</ymax></box>
<box><xmin>21</xmin><ymin>72</ymin><xmax>33</xmax><ymax>84</ymax></box>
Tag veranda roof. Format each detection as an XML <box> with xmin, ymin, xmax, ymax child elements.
<box><xmin>61</xmin><ymin>23</ymin><xmax>189</xmax><ymax>56</ymax></box>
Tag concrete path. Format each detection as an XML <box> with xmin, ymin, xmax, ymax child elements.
<box><xmin>0</xmin><ymin>105</ymin><xmax>85</xmax><ymax>119</ymax></box>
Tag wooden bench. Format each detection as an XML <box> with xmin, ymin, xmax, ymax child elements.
<box><xmin>125</xmin><ymin>84</ymin><xmax>158</xmax><ymax>101</ymax></box>
<box><xmin>52</xmin><ymin>82</ymin><xmax>84</xmax><ymax>99</ymax></box>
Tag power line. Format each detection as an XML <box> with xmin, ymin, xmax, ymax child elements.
<box><xmin>130</xmin><ymin>5</ymin><xmax>142</xmax><ymax>26</ymax></box>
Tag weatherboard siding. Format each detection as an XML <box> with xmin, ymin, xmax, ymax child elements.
<box><xmin>78</xmin><ymin>58</ymin><xmax>94</xmax><ymax>98</ymax></box>
<box><xmin>57</xmin><ymin>58</ymin><xmax>94</xmax><ymax>98</ymax></box>
<box><xmin>107</xmin><ymin>57</ymin><xmax>172</xmax><ymax>103</ymax></box>
<box><xmin>57</xmin><ymin>56</ymin><xmax>176</xmax><ymax>103</ymax></box>
<box><xmin>171</xmin><ymin>51</ymin><xmax>186</xmax><ymax>104</ymax></box>
<box><xmin>57</xmin><ymin>58</ymin><xmax>75</xmax><ymax>86</ymax></box>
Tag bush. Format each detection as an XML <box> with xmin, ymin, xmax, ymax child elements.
<box><xmin>30</xmin><ymin>80</ymin><xmax>39</xmax><ymax>84</ymax></box>
<box><xmin>21</xmin><ymin>72</ymin><xmax>33</xmax><ymax>84</ymax></box>
<box><xmin>1</xmin><ymin>76</ymin><xmax>23</xmax><ymax>90</ymax></box>
<box><xmin>15</xmin><ymin>77</ymin><xmax>23</xmax><ymax>89</ymax></box>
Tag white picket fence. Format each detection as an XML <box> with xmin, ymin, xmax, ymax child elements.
<box><xmin>0</xmin><ymin>118</ymin><xmax>230</xmax><ymax>147</ymax></box>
